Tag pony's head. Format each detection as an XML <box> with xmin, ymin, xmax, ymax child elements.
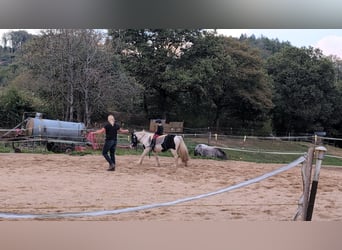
<box><xmin>131</xmin><ymin>130</ymin><xmax>152</xmax><ymax>149</ymax></box>
<box><xmin>194</xmin><ymin>144</ymin><xmax>206</xmax><ymax>156</ymax></box>
<box><xmin>131</xmin><ymin>130</ymin><xmax>149</xmax><ymax>148</ymax></box>
<box><xmin>130</xmin><ymin>132</ymin><xmax>138</xmax><ymax>148</ymax></box>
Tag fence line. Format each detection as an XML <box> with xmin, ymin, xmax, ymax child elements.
<box><xmin>0</xmin><ymin>156</ymin><xmax>306</xmax><ymax>219</ymax></box>
<box><xmin>182</xmin><ymin>133</ymin><xmax>314</xmax><ymax>141</ymax></box>
<box><xmin>207</xmin><ymin>145</ymin><xmax>306</xmax><ymax>155</ymax></box>
<box><xmin>2</xmin><ymin>127</ymin><xmax>342</xmax><ymax>146</ymax></box>
<box><xmin>325</xmin><ymin>154</ymin><xmax>342</xmax><ymax>159</ymax></box>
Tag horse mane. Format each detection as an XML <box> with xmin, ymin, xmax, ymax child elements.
<box><xmin>138</xmin><ymin>129</ymin><xmax>151</xmax><ymax>134</ymax></box>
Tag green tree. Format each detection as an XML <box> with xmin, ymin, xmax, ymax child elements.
<box><xmin>267</xmin><ymin>46</ymin><xmax>339</xmax><ymax>135</ymax></box>
<box><xmin>0</xmin><ymin>87</ymin><xmax>38</xmax><ymax>128</ymax></box>
<box><xmin>109</xmin><ymin>29</ymin><xmax>273</xmax><ymax>132</ymax></box>
<box><xmin>18</xmin><ymin>29</ymin><xmax>138</xmax><ymax>126</ymax></box>
<box><xmin>108</xmin><ymin>29</ymin><xmax>203</xmax><ymax>120</ymax></box>
<box><xmin>2</xmin><ymin>30</ymin><xmax>33</xmax><ymax>53</ymax></box>
<box><xmin>0</xmin><ymin>31</ymin><xmax>33</xmax><ymax>87</ymax></box>
<box><xmin>240</xmin><ymin>34</ymin><xmax>292</xmax><ymax>60</ymax></box>
<box><xmin>178</xmin><ymin>34</ymin><xmax>273</xmax><ymax>130</ymax></box>
<box><xmin>325</xmin><ymin>55</ymin><xmax>342</xmax><ymax>136</ymax></box>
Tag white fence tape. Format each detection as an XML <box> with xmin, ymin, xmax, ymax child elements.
<box><xmin>0</xmin><ymin>156</ymin><xmax>306</xmax><ymax>219</ymax></box>
<box><xmin>325</xmin><ymin>154</ymin><xmax>342</xmax><ymax>159</ymax></box>
<box><xmin>213</xmin><ymin>146</ymin><xmax>305</xmax><ymax>155</ymax></box>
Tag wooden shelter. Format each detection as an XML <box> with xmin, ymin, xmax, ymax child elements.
<box><xmin>149</xmin><ymin>119</ymin><xmax>183</xmax><ymax>133</ymax></box>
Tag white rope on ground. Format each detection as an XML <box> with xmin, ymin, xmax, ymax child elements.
<box><xmin>0</xmin><ymin>155</ymin><xmax>306</xmax><ymax>219</ymax></box>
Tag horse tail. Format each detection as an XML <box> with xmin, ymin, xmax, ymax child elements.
<box><xmin>177</xmin><ymin>136</ymin><xmax>189</xmax><ymax>165</ymax></box>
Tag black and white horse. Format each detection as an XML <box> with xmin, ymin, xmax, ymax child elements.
<box><xmin>131</xmin><ymin>130</ymin><xmax>189</xmax><ymax>167</ymax></box>
<box><xmin>194</xmin><ymin>144</ymin><xmax>228</xmax><ymax>160</ymax></box>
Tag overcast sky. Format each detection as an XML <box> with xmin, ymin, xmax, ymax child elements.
<box><xmin>1</xmin><ymin>29</ymin><xmax>342</xmax><ymax>58</ymax></box>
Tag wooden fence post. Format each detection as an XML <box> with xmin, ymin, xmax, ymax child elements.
<box><xmin>294</xmin><ymin>147</ymin><xmax>314</xmax><ymax>221</ymax></box>
<box><xmin>207</xmin><ymin>128</ymin><xmax>211</xmax><ymax>145</ymax></box>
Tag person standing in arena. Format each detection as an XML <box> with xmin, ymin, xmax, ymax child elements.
<box><xmin>91</xmin><ymin>114</ymin><xmax>129</xmax><ymax>171</ymax></box>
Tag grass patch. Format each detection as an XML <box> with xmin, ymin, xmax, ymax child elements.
<box><xmin>322</xmin><ymin>156</ymin><xmax>342</xmax><ymax>166</ymax></box>
<box><xmin>185</xmin><ymin>136</ymin><xmax>342</xmax><ymax>166</ymax></box>
<box><xmin>224</xmin><ymin>150</ymin><xmax>302</xmax><ymax>164</ymax></box>
<box><xmin>0</xmin><ymin>144</ymin><xmax>11</xmax><ymax>153</ymax></box>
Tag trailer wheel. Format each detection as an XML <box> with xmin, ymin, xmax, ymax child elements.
<box><xmin>47</xmin><ymin>142</ymin><xmax>54</xmax><ymax>151</ymax></box>
<box><xmin>12</xmin><ymin>142</ymin><xmax>21</xmax><ymax>153</ymax></box>
<box><xmin>65</xmin><ymin>147</ymin><xmax>73</xmax><ymax>154</ymax></box>
<box><xmin>51</xmin><ymin>144</ymin><xmax>60</xmax><ymax>153</ymax></box>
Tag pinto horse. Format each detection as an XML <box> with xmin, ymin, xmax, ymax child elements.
<box><xmin>131</xmin><ymin>130</ymin><xmax>189</xmax><ymax>167</ymax></box>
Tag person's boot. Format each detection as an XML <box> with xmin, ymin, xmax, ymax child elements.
<box><xmin>150</xmin><ymin>139</ymin><xmax>156</xmax><ymax>151</ymax></box>
<box><xmin>107</xmin><ymin>163</ymin><xmax>115</xmax><ymax>171</ymax></box>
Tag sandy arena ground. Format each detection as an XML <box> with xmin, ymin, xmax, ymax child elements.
<box><xmin>0</xmin><ymin>152</ymin><xmax>341</xmax><ymax>221</ymax></box>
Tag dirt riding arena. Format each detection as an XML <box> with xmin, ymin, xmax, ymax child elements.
<box><xmin>0</xmin><ymin>153</ymin><xmax>341</xmax><ymax>221</ymax></box>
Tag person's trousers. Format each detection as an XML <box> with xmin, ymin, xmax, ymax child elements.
<box><xmin>102</xmin><ymin>140</ymin><xmax>117</xmax><ymax>165</ymax></box>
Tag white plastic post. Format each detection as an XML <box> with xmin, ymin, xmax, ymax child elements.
<box><xmin>305</xmin><ymin>146</ymin><xmax>327</xmax><ymax>221</ymax></box>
